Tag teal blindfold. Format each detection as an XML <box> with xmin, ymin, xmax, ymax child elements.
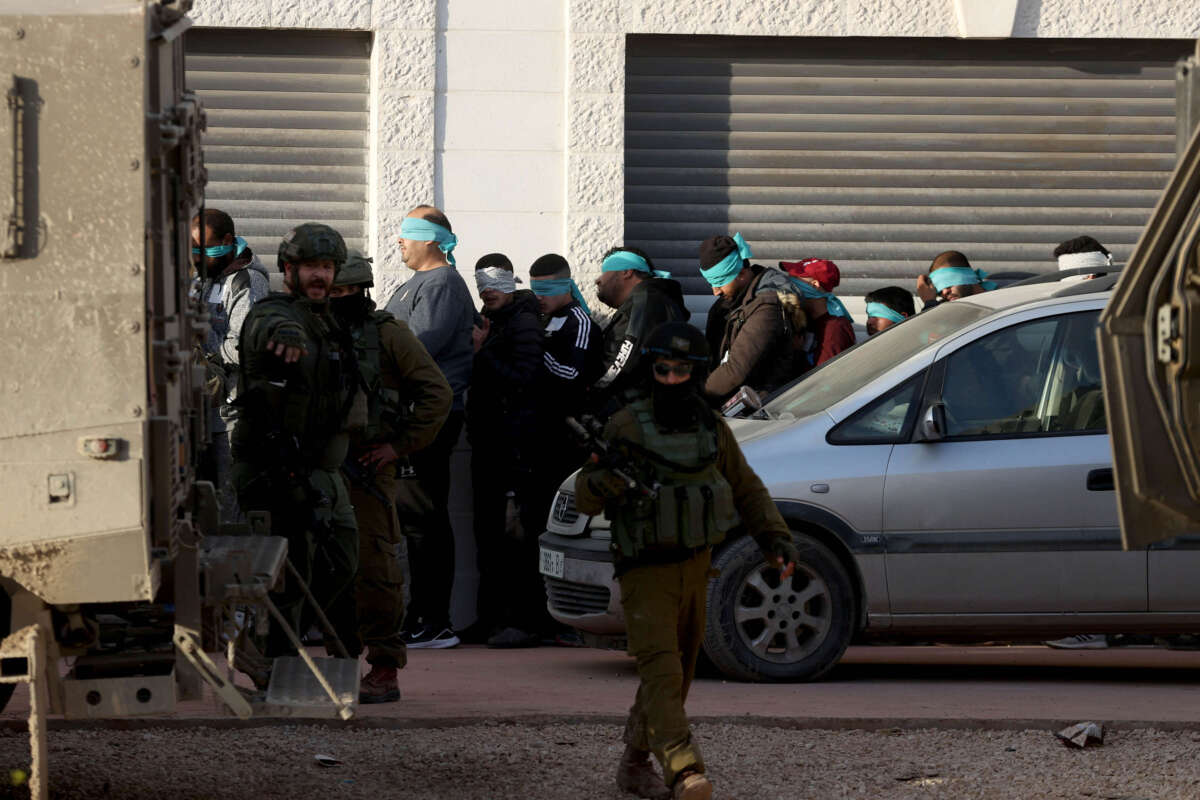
<box><xmin>530</xmin><ymin>276</ymin><xmax>591</xmax><ymax>315</ymax></box>
<box><xmin>786</xmin><ymin>274</ymin><xmax>852</xmax><ymax>321</ymax></box>
<box><xmin>700</xmin><ymin>232</ymin><xmax>752</xmax><ymax>288</ymax></box>
<box><xmin>601</xmin><ymin>251</ymin><xmax>671</xmax><ymax>279</ymax></box>
<box><xmin>929</xmin><ymin>266</ymin><xmax>996</xmax><ymax>293</ymax></box>
<box><xmin>866</xmin><ymin>301</ymin><xmax>906</xmax><ymax>324</ymax></box>
<box><xmin>400</xmin><ymin>217</ymin><xmax>458</xmax><ymax>266</ymax></box>
<box><xmin>192</xmin><ymin>236</ymin><xmax>248</xmax><ymax>259</ymax></box>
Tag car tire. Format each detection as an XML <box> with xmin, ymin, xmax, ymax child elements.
<box><xmin>703</xmin><ymin>532</ymin><xmax>855</xmax><ymax>682</ymax></box>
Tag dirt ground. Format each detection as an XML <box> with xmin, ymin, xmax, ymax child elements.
<box><xmin>0</xmin><ymin>721</ymin><xmax>1196</xmax><ymax>799</ymax></box>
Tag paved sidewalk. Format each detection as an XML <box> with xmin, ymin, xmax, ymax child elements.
<box><xmin>6</xmin><ymin>644</ymin><xmax>1200</xmax><ymax>727</ymax></box>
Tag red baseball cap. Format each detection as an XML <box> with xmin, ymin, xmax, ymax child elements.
<box><xmin>780</xmin><ymin>258</ymin><xmax>840</xmax><ymax>293</ymax></box>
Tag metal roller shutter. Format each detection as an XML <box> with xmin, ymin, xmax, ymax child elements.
<box><xmin>625</xmin><ymin>36</ymin><xmax>1195</xmax><ymax>311</ymax></box>
<box><xmin>186</xmin><ymin>29</ymin><xmax>370</xmax><ymax>257</ymax></box>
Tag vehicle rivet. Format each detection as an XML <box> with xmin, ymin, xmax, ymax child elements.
<box><xmin>130</xmin><ymin>159</ymin><xmax>140</xmax><ymax>171</ymax></box>
<box><xmin>129</xmin><ymin>56</ymin><xmax>140</xmax><ymax>67</ymax></box>
<box><xmin>130</xmin><ymin>263</ymin><xmax>142</xmax><ymax>275</ymax></box>
<box><xmin>14</xmin><ymin>28</ymin><xmax>25</xmax><ymax>40</ymax></box>
<box><xmin>129</xmin><ymin>405</ymin><xmax>143</xmax><ymax>418</ymax></box>
<box><xmin>126</xmin><ymin>320</ymin><xmax>141</xmax><ymax>333</ymax></box>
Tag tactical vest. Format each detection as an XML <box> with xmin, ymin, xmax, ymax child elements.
<box><xmin>610</xmin><ymin>398</ymin><xmax>741</xmax><ymax>559</ymax></box>
<box><xmin>345</xmin><ymin>310</ymin><xmax>408</xmax><ymax>443</ymax></box>
<box><xmin>234</xmin><ymin>293</ymin><xmax>353</xmax><ymax>470</ymax></box>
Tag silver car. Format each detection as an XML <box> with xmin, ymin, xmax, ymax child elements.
<box><xmin>538</xmin><ymin>277</ymin><xmax>1197</xmax><ymax>682</ymax></box>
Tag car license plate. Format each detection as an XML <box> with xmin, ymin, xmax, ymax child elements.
<box><xmin>539</xmin><ymin>547</ymin><xmax>564</xmax><ymax>579</ymax></box>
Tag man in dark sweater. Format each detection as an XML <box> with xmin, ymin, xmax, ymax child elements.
<box><xmin>591</xmin><ymin>246</ymin><xmax>690</xmax><ymax>418</ymax></box>
<box><xmin>383</xmin><ymin>204</ymin><xmax>474</xmax><ymax>649</ymax></box>
<box><xmin>465</xmin><ymin>253</ymin><xmax>547</xmax><ymax>648</ymax></box>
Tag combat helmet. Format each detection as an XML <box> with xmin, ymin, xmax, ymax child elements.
<box><xmin>333</xmin><ymin>251</ymin><xmax>374</xmax><ymax>288</ymax></box>
<box><xmin>642</xmin><ymin>322</ymin><xmax>711</xmax><ymax>383</ymax></box>
<box><xmin>277</xmin><ymin>222</ymin><xmax>347</xmax><ymax>272</ymax></box>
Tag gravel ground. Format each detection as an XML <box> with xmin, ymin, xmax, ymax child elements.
<box><xmin>0</xmin><ymin>722</ymin><xmax>1198</xmax><ymax>799</ymax></box>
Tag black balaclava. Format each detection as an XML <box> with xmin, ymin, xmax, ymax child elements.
<box><xmin>641</xmin><ymin>322</ymin><xmax>712</xmax><ymax>432</ymax></box>
<box><xmin>331</xmin><ymin>290</ymin><xmax>374</xmax><ymax>326</ymax></box>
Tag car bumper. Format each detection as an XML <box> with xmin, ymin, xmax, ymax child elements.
<box><xmin>538</xmin><ymin>532</ymin><xmax>624</xmax><ymax>635</ymax></box>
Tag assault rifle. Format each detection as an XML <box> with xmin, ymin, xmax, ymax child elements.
<box><xmin>341</xmin><ymin>453</ymin><xmax>393</xmax><ymax>506</ymax></box>
<box><xmin>565</xmin><ymin>415</ymin><xmax>661</xmax><ymax>499</ymax></box>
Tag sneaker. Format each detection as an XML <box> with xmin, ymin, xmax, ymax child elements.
<box><xmin>1044</xmin><ymin>634</ymin><xmax>1108</xmax><ymax>650</ymax></box>
<box><xmin>404</xmin><ymin>625</ymin><xmax>460</xmax><ymax>649</ymax></box>
<box><xmin>616</xmin><ymin>746</ymin><xmax>669</xmax><ymax>799</ymax></box>
<box><xmin>359</xmin><ymin>666</ymin><xmax>400</xmax><ymax>704</ymax></box>
<box><xmin>672</xmin><ymin>771</ymin><xmax>712</xmax><ymax>800</ymax></box>
<box><xmin>487</xmin><ymin>627</ymin><xmax>540</xmax><ymax>649</ymax></box>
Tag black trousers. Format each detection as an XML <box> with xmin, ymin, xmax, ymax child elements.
<box><xmin>395</xmin><ymin>409</ymin><xmax>464</xmax><ymax>631</ymax></box>
<box><xmin>471</xmin><ymin>442</ymin><xmax>555</xmax><ymax>635</ymax></box>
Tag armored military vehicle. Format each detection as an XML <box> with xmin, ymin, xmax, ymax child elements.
<box><xmin>0</xmin><ymin>2</ymin><xmax>356</xmax><ymax>794</ymax></box>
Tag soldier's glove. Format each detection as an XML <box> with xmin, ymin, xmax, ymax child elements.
<box><xmin>268</xmin><ymin>321</ymin><xmax>307</xmax><ymax>352</ymax></box>
<box><xmin>586</xmin><ymin>470</ymin><xmax>629</xmax><ymax>501</ymax></box>
<box><xmin>766</xmin><ymin>538</ymin><xmax>801</xmax><ymax>570</ymax></box>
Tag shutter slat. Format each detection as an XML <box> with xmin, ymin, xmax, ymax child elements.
<box><xmin>188</xmin><ymin>30</ymin><xmax>370</xmax><ymax>251</ymax></box>
<box><xmin>625</xmin><ymin>37</ymin><xmax>1190</xmax><ymax>301</ymax></box>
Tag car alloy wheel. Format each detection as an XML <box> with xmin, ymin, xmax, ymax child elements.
<box><xmin>733</xmin><ymin>561</ymin><xmax>832</xmax><ymax>664</ymax></box>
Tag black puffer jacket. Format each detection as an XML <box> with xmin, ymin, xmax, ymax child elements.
<box><xmin>592</xmin><ymin>277</ymin><xmax>690</xmax><ymax>416</ymax></box>
<box><xmin>466</xmin><ymin>290</ymin><xmax>543</xmax><ymax>460</ymax></box>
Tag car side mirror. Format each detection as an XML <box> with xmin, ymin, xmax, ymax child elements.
<box><xmin>920</xmin><ymin>402</ymin><xmax>947</xmax><ymax>441</ymax></box>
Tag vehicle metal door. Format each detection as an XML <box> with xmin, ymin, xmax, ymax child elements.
<box><xmin>882</xmin><ymin>309</ymin><xmax>1137</xmax><ymax>615</ymax></box>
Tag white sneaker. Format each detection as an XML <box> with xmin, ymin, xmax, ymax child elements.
<box><xmin>1044</xmin><ymin>634</ymin><xmax>1108</xmax><ymax>649</ymax></box>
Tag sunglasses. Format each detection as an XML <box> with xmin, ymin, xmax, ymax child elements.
<box><xmin>653</xmin><ymin>362</ymin><xmax>693</xmax><ymax>377</ymax></box>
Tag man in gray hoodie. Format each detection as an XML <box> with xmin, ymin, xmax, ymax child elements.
<box><xmin>191</xmin><ymin>208</ymin><xmax>270</xmax><ymax>522</ymax></box>
<box><xmin>384</xmin><ymin>204</ymin><xmax>475</xmax><ymax>649</ymax></box>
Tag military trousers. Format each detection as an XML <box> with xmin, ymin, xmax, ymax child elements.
<box><xmin>235</xmin><ymin>464</ymin><xmax>359</xmax><ymax>658</ymax></box>
<box><xmin>330</xmin><ymin>463</ymin><xmax>408</xmax><ymax>668</ymax></box>
<box><xmin>619</xmin><ymin>548</ymin><xmax>711</xmax><ymax>787</ymax></box>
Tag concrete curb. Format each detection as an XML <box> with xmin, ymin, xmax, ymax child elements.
<box><xmin>6</xmin><ymin>714</ymin><xmax>1200</xmax><ymax>734</ymax></box>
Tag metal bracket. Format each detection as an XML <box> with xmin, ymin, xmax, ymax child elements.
<box><xmin>173</xmin><ymin>625</ymin><xmax>252</xmax><ymax>719</ymax></box>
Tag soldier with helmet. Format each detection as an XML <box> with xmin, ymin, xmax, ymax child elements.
<box><xmin>574</xmin><ymin>322</ymin><xmax>800</xmax><ymax>800</ymax></box>
<box><xmin>231</xmin><ymin>223</ymin><xmax>360</xmax><ymax>659</ymax></box>
<box><xmin>325</xmin><ymin>251</ymin><xmax>452</xmax><ymax>703</ymax></box>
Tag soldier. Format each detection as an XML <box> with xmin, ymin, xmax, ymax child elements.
<box><xmin>575</xmin><ymin>322</ymin><xmax>799</xmax><ymax>800</ymax></box>
<box><xmin>230</xmin><ymin>223</ymin><xmax>359</xmax><ymax>659</ymax></box>
<box><xmin>326</xmin><ymin>252</ymin><xmax>453</xmax><ymax>703</ymax></box>
<box><xmin>591</xmin><ymin>246</ymin><xmax>690</xmax><ymax>418</ymax></box>
<box><xmin>190</xmin><ymin>208</ymin><xmax>270</xmax><ymax>522</ymax></box>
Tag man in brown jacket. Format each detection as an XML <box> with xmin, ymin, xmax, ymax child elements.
<box><xmin>327</xmin><ymin>253</ymin><xmax>452</xmax><ymax>703</ymax></box>
<box><xmin>699</xmin><ymin>233</ymin><xmax>803</xmax><ymax>405</ymax></box>
<box><xmin>575</xmin><ymin>322</ymin><xmax>798</xmax><ymax>800</ymax></box>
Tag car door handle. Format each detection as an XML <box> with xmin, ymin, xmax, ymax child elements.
<box><xmin>1087</xmin><ymin>468</ymin><xmax>1114</xmax><ymax>491</ymax></box>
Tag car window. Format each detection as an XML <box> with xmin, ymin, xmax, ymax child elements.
<box><xmin>938</xmin><ymin>311</ymin><xmax>1104</xmax><ymax>438</ymax></box>
<box><xmin>940</xmin><ymin>318</ymin><xmax>1058</xmax><ymax>437</ymax></box>
<box><xmin>1042</xmin><ymin>312</ymin><xmax>1106</xmax><ymax>433</ymax></box>
<box><xmin>829</xmin><ymin>373</ymin><xmax>923</xmax><ymax>444</ymax></box>
<box><xmin>763</xmin><ymin>302</ymin><xmax>991</xmax><ymax>420</ymax></box>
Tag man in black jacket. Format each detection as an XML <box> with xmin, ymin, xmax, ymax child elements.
<box><xmin>466</xmin><ymin>253</ymin><xmax>547</xmax><ymax>647</ymax></box>
<box><xmin>592</xmin><ymin>247</ymin><xmax>690</xmax><ymax>418</ymax></box>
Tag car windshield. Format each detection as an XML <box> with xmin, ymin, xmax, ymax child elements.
<box><xmin>762</xmin><ymin>302</ymin><xmax>994</xmax><ymax>420</ymax></box>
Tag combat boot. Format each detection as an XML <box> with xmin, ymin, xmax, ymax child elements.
<box><xmin>672</xmin><ymin>770</ymin><xmax>712</xmax><ymax>800</ymax></box>
<box><xmin>616</xmin><ymin>745</ymin><xmax>669</xmax><ymax>799</ymax></box>
<box><xmin>358</xmin><ymin>665</ymin><xmax>400</xmax><ymax>704</ymax></box>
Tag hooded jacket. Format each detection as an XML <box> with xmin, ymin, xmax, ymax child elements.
<box><xmin>705</xmin><ymin>264</ymin><xmax>800</xmax><ymax>403</ymax></box>
<box><xmin>467</xmin><ymin>289</ymin><xmax>544</xmax><ymax>458</ymax></box>
<box><xmin>197</xmin><ymin>249</ymin><xmax>271</xmax><ymax>366</ymax></box>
